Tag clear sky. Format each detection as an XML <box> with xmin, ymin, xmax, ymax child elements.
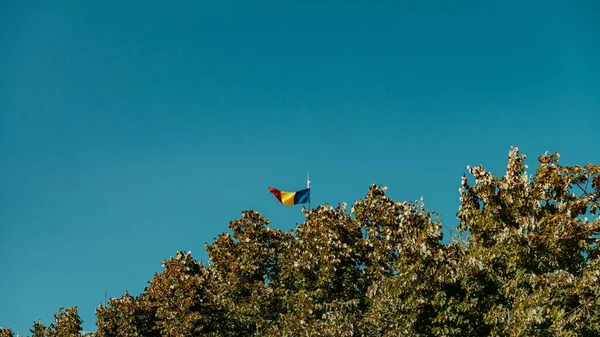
<box><xmin>1</xmin><ymin>0</ymin><xmax>598</xmax><ymax>333</ymax></box>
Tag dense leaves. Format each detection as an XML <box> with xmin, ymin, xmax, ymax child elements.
<box><xmin>7</xmin><ymin>148</ymin><xmax>600</xmax><ymax>336</ymax></box>
<box><xmin>0</xmin><ymin>328</ymin><xmax>14</xmax><ymax>337</ymax></box>
<box><xmin>23</xmin><ymin>307</ymin><xmax>85</xmax><ymax>337</ymax></box>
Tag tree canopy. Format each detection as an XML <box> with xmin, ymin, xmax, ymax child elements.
<box><xmin>3</xmin><ymin>148</ymin><xmax>600</xmax><ymax>336</ymax></box>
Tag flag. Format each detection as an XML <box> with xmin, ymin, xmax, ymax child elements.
<box><xmin>268</xmin><ymin>187</ymin><xmax>310</xmax><ymax>206</ymax></box>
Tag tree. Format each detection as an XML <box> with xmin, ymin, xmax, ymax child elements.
<box><xmin>143</xmin><ymin>251</ymin><xmax>223</xmax><ymax>337</ymax></box>
<box><xmin>30</xmin><ymin>320</ymin><xmax>48</xmax><ymax>337</ymax></box>
<box><xmin>269</xmin><ymin>203</ymin><xmax>364</xmax><ymax>336</ymax></box>
<box><xmin>47</xmin><ymin>307</ymin><xmax>83</xmax><ymax>337</ymax></box>
<box><xmin>206</xmin><ymin>211</ymin><xmax>292</xmax><ymax>336</ymax></box>
<box><xmin>456</xmin><ymin>148</ymin><xmax>600</xmax><ymax>336</ymax></box>
<box><xmin>5</xmin><ymin>147</ymin><xmax>600</xmax><ymax>337</ymax></box>
<box><xmin>95</xmin><ymin>291</ymin><xmax>157</xmax><ymax>337</ymax></box>
<box><xmin>0</xmin><ymin>327</ymin><xmax>14</xmax><ymax>337</ymax></box>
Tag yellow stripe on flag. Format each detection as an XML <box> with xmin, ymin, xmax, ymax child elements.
<box><xmin>281</xmin><ymin>191</ymin><xmax>296</xmax><ymax>206</ymax></box>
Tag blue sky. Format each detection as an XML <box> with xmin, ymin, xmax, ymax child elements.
<box><xmin>1</xmin><ymin>0</ymin><xmax>598</xmax><ymax>333</ymax></box>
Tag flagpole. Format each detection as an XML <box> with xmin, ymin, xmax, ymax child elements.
<box><xmin>307</xmin><ymin>172</ymin><xmax>311</xmax><ymax>210</ymax></box>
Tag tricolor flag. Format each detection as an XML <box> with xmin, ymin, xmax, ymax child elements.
<box><xmin>268</xmin><ymin>187</ymin><xmax>310</xmax><ymax>206</ymax></box>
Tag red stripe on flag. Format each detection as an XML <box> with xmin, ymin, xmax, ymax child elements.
<box><xmin>268</xmin><ymin>187</ymin><xmax>283</xmax><ymax>203</ymax></box>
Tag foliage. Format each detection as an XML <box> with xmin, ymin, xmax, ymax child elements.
<box><xmin>30</xmin><ymin>320</ymin><xmax>48</xmax><ymax>337</ymax></box>
<box><xmin>7</xmin><ymin>148</ymin><xmax>600</xmax><ymax>336</ymax></box>
<box><xmin>25</xmin><ymin>307</ymin><xmax>83</xmax><ymax>337</ymax></box>
<box><xmin>0</xmin><ymin>327</ymin><xmax>14</xmax><ymax>337</ymax></box>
